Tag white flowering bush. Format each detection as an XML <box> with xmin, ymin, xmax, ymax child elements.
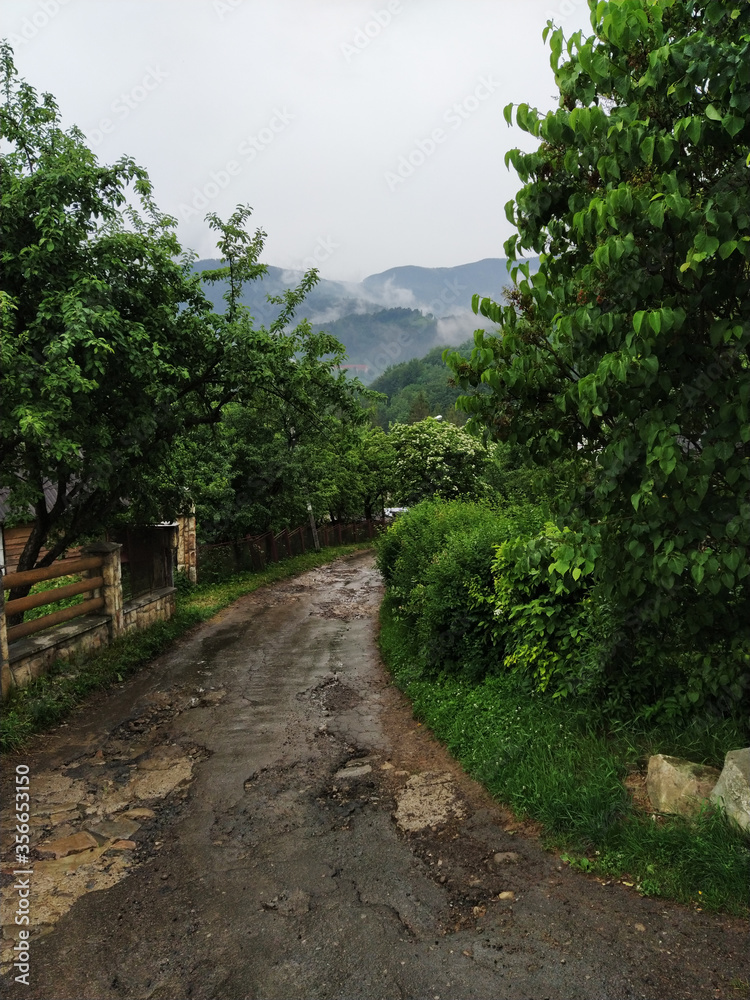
<box><xmin>389</xmin><ymin>418</ymin><xmax>490</xmax><ymax>506</ymax></box>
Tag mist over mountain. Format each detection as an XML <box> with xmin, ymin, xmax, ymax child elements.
<box><xmin>195</xmin><ymin>256</ymin><xmax>539</xmax><ymax>383</ymax></box>
<box><xmin>362</xmin><ymin>258</ymin><xmax>524</xmax><ymax>315</ymax></box>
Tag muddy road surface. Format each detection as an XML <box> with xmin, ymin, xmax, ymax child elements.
<box><xmin>2</xmin><ymin>551</ymin><xmax>748</xmax><ymax>999</ymax></box>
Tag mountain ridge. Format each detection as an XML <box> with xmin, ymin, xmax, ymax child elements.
<box><xmin>194</xmin><ymin>256</ymin><xmax>539</xmax><ymax>382</ymax></box>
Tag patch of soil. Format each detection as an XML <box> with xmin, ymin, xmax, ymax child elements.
<box><xmin>322</xmin><ymin>681</ymin><xmax>362</xmax><ymax>713</ymax></box>
<box><xmin>309</xmin><ymin>598</ymin><xmax>372</xmax><ymax>620</ymax></box>
<box><xmin>624</xmin><ymin>766</ymin><xmax>654</xmax><ymax>814</ymax></box>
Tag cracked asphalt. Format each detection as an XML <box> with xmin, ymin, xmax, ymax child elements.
<box><xmin>1</xmin><ymin>550</ymin><xmax>748</xmax><ymax>999</ymax></box>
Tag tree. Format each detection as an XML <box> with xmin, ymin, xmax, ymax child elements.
<box><xmin>321</xmin><ymin>425</ymin><xmax>394</xmax><ymax>522</ymax></box>
<box><xmin>407</xmin><ymin>389</ymin><xmax>431</xmax><ymax>423</ymax></box>
<box><xmin>0</xmin><ymin>45</ymin><xmax>362</xmax><ymax>582</ymax></box>
<box><xmin>161</xmin><ymin>397</ymin><xmax>384</xmax><ymax>542</ymax></box>
<box><xmin>446</xmin><ymin>0</ymin><xmax>750</xmax><ymax>682</ymax></box>
<box><xmin>389</xmin><ymin>418</ymin><xmax>490</xmax><ymax>506</ymax></box>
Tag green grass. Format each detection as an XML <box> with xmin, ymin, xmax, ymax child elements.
<box><xmin>379</xmin><ymin>597</ymin><xmax>750</xmax><ymax>918</ymax></box>
<box><xmin>1</xmin><ymin>544</ymin><xmax>372</xmax><ymax>754</ymax></box>
<box><xmin>22</xmin><ymin>574</ymin><xmax>85</xmax><ymax>622</ymax></box>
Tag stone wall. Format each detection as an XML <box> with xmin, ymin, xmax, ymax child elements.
<box><xmin>5</xmin><ymin>615</ymin><xmax>111</xmax><ymax>691</ymax></box>
<box><xmin>123</xmin><ymin>587</ymin><xmax>176</xmax><ymax>633</ymax></box>
<box><xmin>176</xmin><ymin>513</ymin><xmax>197</xmax><ymax>584</ymax></box>
<box><xmin>2</xmin><ymin>560</ymin><xmax>177</xmax><ymax>696</ymax></box>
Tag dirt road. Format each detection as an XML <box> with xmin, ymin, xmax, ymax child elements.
<box><xmin>1</xmin><ymin>551</ymin><xmax>748</xmax><ymax>999</ymax></box>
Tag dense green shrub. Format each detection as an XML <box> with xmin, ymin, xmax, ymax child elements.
<box><xmin>600</xmin><ymin>610</ymin><xmax>750</xmax><ymax>722</ymax></box>
<box><xmin>379</xmin><ymin>499</ymin><xmax>558</xmax><ymax>683</ymax></box>
<box><xmin>388</xmin><ymin>418</ymin><xmax>491</xmax><ymax>506</ymax></box>
<box><xmin>484</xmin><ymin>524</ymin><xmax>614</xmax><ymax>697</ymax></box>
<box><xmin>379</xmin><ymin>495</ymin><xmax>750</xmax><ymax>718</ymax></box>
<box><xmin>377</xmin><ymin>499</ymin><xmax>482</xmax><ymax>595</ymax></box>
<box><xmin>415</xmin><ymin>511</ymin><xmax>515</xmax><ymax>680</ymax></box>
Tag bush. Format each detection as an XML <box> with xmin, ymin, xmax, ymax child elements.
<box><xmin>600</xmin><ymin>608</ymin><xmax>750</xmax><ymax>723</ymax></box>
<box><xmin>378</xmin><ymin>497</ymin><xmax>615</xmax><ymax>695</ymax></box>
<box><xmin>379</xmin><ymin>493</ymin><xmax>750</xmax><ymax>720</ymax></box>
<box><xmin>388</xmin><ymin>418</ymin><xmax>491</xmax><ymax>506</ymax></box>
<box><xmin>486</xmin><ymin>524</ymin><xmax>613</xmax><ymax>698</ymax></box>
<box><xmin>414</xmin><ymin>509</ymin><xmax>512</xmax><ymax>680</ymax></box>
<box><xmin>378</xmin><ymin>498</ymin><xmax>550</xmax><ymax>682</ymax></box>
<box><xmin>377</xmin><ymin>499</ymin><xmax>481</xmax><ymax>595</ymax></box>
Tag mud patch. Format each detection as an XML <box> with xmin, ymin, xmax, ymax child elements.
<box><xmin>0</xmin><ymin>738</ymin><xmax>199</xmax><ymax>973</ymax></box>
<box><xmin>306</xmin><ymin>674</ymin><xmax>362</xmax><ymax>714</ymax></box>
<box><xmin>262</xmin><ymin>889</ymin><xmax>312</xmax><ymax>916</ymax></box>
<box><xmin>394</xmin><ymin>772</ymin><xmax>466</xmax><ymax>832</ymax></box>
<box><xmin>309</xmin><ymin>591</ymin><xmax>372</xmax><ymax>621</ymax></box>
<box><xmin>322</xmin><ymin>681</ymin><xmax>362</xmax><ymax>713</ymax></box>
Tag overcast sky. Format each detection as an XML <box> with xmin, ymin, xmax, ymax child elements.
<box><xmin>5</xmin><ymin>0</ymin><xmax>592</xmax><ymax>282</ymax></box>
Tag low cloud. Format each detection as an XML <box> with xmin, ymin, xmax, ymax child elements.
<box><xmin>436</xmin><ymin>313</ymin><xmax>491</xmax><ymax>344</ymax></box>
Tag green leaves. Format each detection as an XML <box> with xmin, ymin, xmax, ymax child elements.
<box><xmin>640</xmin><ymin>135</ymin><xmax>655</xmax><ymax>164</ymax></box>
<box><xmin>388</xmin><ymin>418</ymin><xmax>490</xmax><ymax>507</ymax></box>
<box><xmin>0</xmin><ymin>48</ymin><xmax>364</xmax><ymax>570</ymax></box>
<box><xmin>445</xmin><ymin>0</ymin><xmax>750</xmax><ymax>699</ymax></box>
<box><xmin>694</xmin><ymin>232</ymin><xmax>720</xmax><ymax>257</ymax></box>
<box><xmin>721</xmin><ymin>114</ymin><xmax>744</xmax><ymax>137</ymax></box>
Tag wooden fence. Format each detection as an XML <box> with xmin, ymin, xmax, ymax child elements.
<box><xmin>197</xmin><ymin>520</ymin><xmax>377</xmax><ymax>583</ymax></box>
<box><xmin>3</xmin><ymin>555</ymin><xmax>105</xmax><ymax>643</ymax></box>
<box><xmin>1</xmin><ymin>541</ymin><xmax>179</xmax><ymax>699</ymax></box>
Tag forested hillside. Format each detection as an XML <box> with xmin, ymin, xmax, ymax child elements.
<box><xmin>195</xmin><ymin>259</ymin><xmax>510</xmax><ymax>381</ymax></box>
<box><xmin>369</xmin><ymin>342</ymin><xmax>474</xmax><ymax>427</ymax></box>
<box><xmin>317</xmin><ymin>309</ymin><xmax>440</xmax><ymax>382</ymax></box>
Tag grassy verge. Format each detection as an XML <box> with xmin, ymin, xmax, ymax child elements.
<box><xmin>379</xmin><ymin>597</ymin><xmax>750</xmax><ymax>918</ymax></box>
<box><xmin>1</xmin><ymin>544</ymin><xmax>372</xmax><ymax>754</ymax></box>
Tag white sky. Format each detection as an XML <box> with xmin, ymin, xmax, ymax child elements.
<box><xmin>5</xmin><ymin>0</ymin><xmax>592</xmax><ymax>282</ymax></box>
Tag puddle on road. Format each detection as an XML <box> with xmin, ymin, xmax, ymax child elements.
<box><xmin>309</xmin><ymin>596</ymin><xmax>373</xmax><ymax>621</ymax></box>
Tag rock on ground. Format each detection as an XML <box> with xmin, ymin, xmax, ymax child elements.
<box><xmin>646</xmin><ymin>753</ymin><xmax>720</xmax><ymax>817</ymax></box>
<box><xmin>711</xmin><ymin>748</ymin><xmax>750</xmax><ymax>834</ymax></box>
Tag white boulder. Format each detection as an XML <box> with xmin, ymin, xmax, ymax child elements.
<box><xmin>646</xmin><ymin>754</ymin><xmax>720</xmax><ymax>817</ymax></box>
<box><xmin>710</xmin><ymin>748</ymin><xmax>750</xmax><ymax>835</ymax></box>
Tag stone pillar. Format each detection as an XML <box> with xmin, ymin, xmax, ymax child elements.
<box><xmin>177</xmin><ymin>512</ymin><xmax>197</xmax><ymax>584</ymax></box>
<box><xmin>0</xmin><ymin>572</ymin><xmax>13</xmax><ymax>700</ymax></box>
<box><xmin>307</xmin><ymin>503</ymin><xmax>321</xmax><ymax>552</ymax></box>
<box><xmin>83</xmin><ymin>542</ymin><xmax>123</xmax><ymax>639</ymax></box>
